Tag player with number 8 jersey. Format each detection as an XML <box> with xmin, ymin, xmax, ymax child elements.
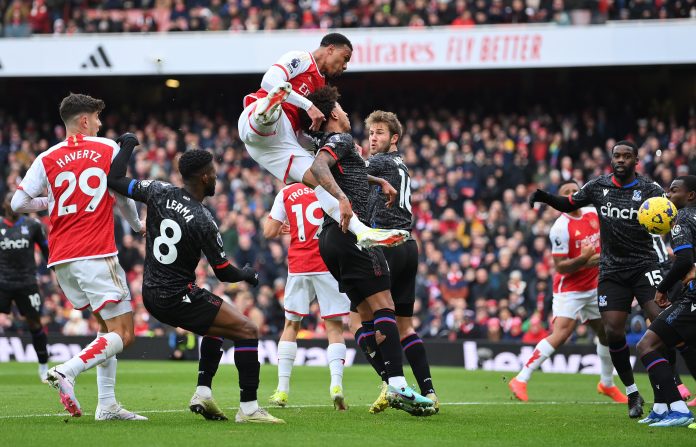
<box><xmin>108</xmin><ymin>145</ymin><xmax>284</xmax><ymax>424</ymax></box>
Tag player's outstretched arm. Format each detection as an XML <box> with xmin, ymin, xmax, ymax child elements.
<box><xmin>367</xmin><ymin>174</ymin><xmax>397</xmax><ymax>208</ymax></box>
<box><xmin>529</xmin><ymin>189</ymin><xmax>581</xmax><ymax>212</ymax></box>
<box><xmin>212</xmin><ymin>262</ymin><xmax>259</xmax><ymax>287</ymax></box>
<box><xmin>199</xmin><ymin>222</ymin><xmax>259</xmax><ymax>286</ymax></box>
<box><xmin>260</xmin><ymin>54</ymin><xmax>315</xmax><ymax>112</ymax></box>
<box><xmin>107</xmin><ymin>133</ymin><xmax>140</xmax><ymax>197</ymax></box>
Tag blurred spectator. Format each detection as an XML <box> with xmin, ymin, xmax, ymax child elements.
<box><xmin>62</xmin><ymin>310</ymin><xmax>90</xmax><ymax>336</ymax></box>
<box><xmin>4</xmin><ymin>0</ymin><xmax>31</xmax><ymax>37</ymax></box>
<box><xmin>28</xmin><ymin>0</ymin><xmax>49</xmax><ymax>33</ymax></box>
<box><xmin>521</xmin><ymin>315</ymin><xmax>549</xmax><ymax>344</ymax></box>
<box><xmin>626</xmin><ymin>315</ymin><xmax>648</xmax><ymax>346</ymax></box>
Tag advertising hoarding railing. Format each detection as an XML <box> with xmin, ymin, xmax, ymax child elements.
<box><xmin>1</xmin><ymin>336</ymin><xmax>683</xmax><ymax>374</ymax></box>
<box><xmin>0</xmin><ymin>21</ymin><xmax>694</xmax><ymax>77</ymax></box>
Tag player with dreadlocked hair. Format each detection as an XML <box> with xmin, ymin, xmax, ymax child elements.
<box><xmin>108</xmin><ymin>143</ymin><xmax>284</xmax><ymax>424</ymax></box>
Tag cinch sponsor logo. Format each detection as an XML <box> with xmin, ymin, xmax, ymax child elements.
<box><xmin>600</xmin><ymin>202</ymin><xmax>638</xmax><ymax>220</ymax></box>
<box><xmin>0</xmin><ymin>237</ymin><xmax>29</xmax><ymax>250</ymax></box>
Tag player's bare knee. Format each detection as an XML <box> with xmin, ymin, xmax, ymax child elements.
<box><xmin>284</xmin><ymin>319</ymin><xmax>301</xmax><ymax>331</ymax></box>
<box><xmin>119</xmin><ymin>329</ymin><xmax>135</xmax><ymax>347</ymax></box>
<box><xmin>242</xmin><ymin>319</ymin><xmax>259</xmax><ymax>340</ymax></box>
<box><xmin>604</xmin><ymin>328</ymin><xmax>625</xmax><ymax>343</ymax></box>
<box><xmin>638</xmin><ymin>331</ymin><xmax>662</xmax><ymax>355</ymax></box>
<box><xmin>348</xmin><ymin>312</ymin><xmax>363</xmax><ymax>334</ymax></box>
<box><xmin>396</xmin><ymin>318</ymin><xmax>414</xmax><ymax>338</ymax></box>
<box><xmin>550</xmin><ymin>330</ymin><xmax>572</xmax><ymax>346</ymax></box>
<box><xmin>596</xmin><ymin>332</ymin><xmax>609</xmax><ymax>346</ymax></box>
<box><xmin>636</xmin><ymin>337</ymin><xmax>652</xmax><ymax>356</ymax></box>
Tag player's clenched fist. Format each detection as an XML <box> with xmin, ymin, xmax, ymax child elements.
<box><xmin>116</xmin><ymin>132</ymin><xmax>139</xmax><ymax>150</ymax></box>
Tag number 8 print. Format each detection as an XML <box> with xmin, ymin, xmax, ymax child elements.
<box><xmin>154</xmin><ymin>219</ymin><xmax>182</xmax><ymax>264</ymax></box>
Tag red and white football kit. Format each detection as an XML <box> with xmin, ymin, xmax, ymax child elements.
<box><xmin>18</xmin><ymin>134</ymin><xmax>138</xmax><ymax>318</ymax></box>
<box><xmin>269</xmin><ymin>183</ymin><xmax>349</xmax><ymax>321</ymax></box>
<box><xmin>238</xmin><ymin>50</ymin><xmax>326</xmax><ymax>184</ymax></box>
<box><xmin>549</xmin><ymin>207</ymin><xmax>601</xmax><ymax>322</ymax></box>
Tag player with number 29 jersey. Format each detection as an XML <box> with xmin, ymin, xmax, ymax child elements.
<box><xmin>18</xmin><ymin>134</ymin><xmax>123</xmax><ymax>267</ymax></box>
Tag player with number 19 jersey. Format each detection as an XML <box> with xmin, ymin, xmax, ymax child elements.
<box><xmin>270</xmin><ymin>183</ymin><xmax>327</xmax><ymax>275</ymax></box>
<box><xmin>268</xmin><ymin>183</ymin><xmax>349</xmax><ymax>320</ymax></box>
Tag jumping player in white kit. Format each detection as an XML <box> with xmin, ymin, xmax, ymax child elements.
<box><xmin>264</xmin><ymin>183</ymin><xmax>350</xmax><ymax>410</ymax></box>
<box><xmin>238</xmin><ymin>32</ymin><xmax>408</xmax><ymax>249</ymax></box>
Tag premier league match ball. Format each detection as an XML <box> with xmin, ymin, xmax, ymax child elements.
<box><xmin>637</xmin><ymin>196</ymin><xmax>677</xmax><ymax>235</ymax></box>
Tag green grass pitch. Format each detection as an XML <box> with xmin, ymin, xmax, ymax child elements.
<box><xmin>1</xmin><ymin>361</ymin><xmax>694</xmax><ymax>446</ymax></box>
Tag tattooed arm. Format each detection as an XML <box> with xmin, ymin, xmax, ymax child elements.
<box><xmin>310</xmin><ymin>151</ymin><xmax>354</xmax><ymax>232</ymax></box>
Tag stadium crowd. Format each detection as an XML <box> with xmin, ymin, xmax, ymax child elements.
<box><xmin>1</xmin><ymin>102</ymin><xmax>695</xmax><ymax>345</ymax></box>
<box><xmin>2</xmin><ymin>0</ymin><xmax>695</xmax><ymax>37</ymax></box>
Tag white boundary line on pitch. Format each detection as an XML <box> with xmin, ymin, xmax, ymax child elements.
<box><xmin>0</xmin><ymin>401</ymin><xmax>615</xmax><ymax>420</ymax></box>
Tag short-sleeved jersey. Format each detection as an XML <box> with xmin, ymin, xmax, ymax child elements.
<box><xmin>269</xmin><ymin>184</ymin><xmax>328</xmax><ymax>275</ymax></box>
<box><xmin>18</xmin><ymin>134</ymin><xmax>120</xmax><ymax>267</ymax></box>
<box><xmin>315</xmin><ymin>132</ymin><xmax>371</xmax><ymax>225</ymax></box>
<box><xmin>366</xmin><ymin>151</ymin><xmax>413</xmax><ymax>231</ymax></box>
<box><xmin>128</xmin><ymin>180</ymin><xmax>228</xmax><ymax>299</ymax></box>
<box><xmin>549</xmin><ymin>208</ymin><xmax>600</xmax><ymax>293</ymax></box>
<box><xmin>569</xmin><ymin>174</ymin><xmax>664</xmax><ymax>276</ymax></box>
<box><xmin>0</xmin><ymin>217</ymin><xmax>47</xmax><ymax>288</ymax></box>
<box><xmin>246</xmin><ymin>51</ymin><xmax>326</xmax><ymax>132</ymax></box>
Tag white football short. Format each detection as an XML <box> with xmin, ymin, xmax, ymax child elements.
<box><xmin>552</xmin><ymin>289</ymin><xmax>600</xmax><ymax>323</ymax></box>
<box><xmin>54</xmin><ymin>256</ymin><xmax>132</xmax><ymax>320</ymax></box>
<box><xmin>238</xmin><ymin>101</ymin><xmax>315</xmax><ymax>184</ymax></box>
<box><xmin>283</xmin><ymin>273</ymin><xmax>350</xmax><ymax>321</ymax></box>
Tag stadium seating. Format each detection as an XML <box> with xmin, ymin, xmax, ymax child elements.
<box><xmin>2</xmin><ymin>0</ymin><xmax>695</xmax><ymax>37</ymax></box>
